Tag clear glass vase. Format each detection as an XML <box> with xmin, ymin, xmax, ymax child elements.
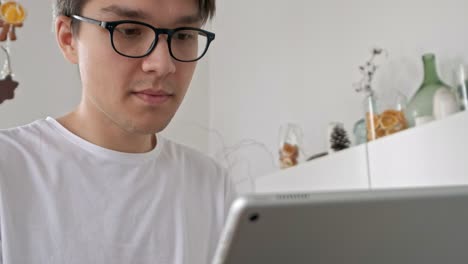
<box><xmin>364</xmin><ymin>91</ymin><xmax>408</xmax><ymax>141</ymax></box>
<box><xmin>278</xmin><ymin>123</ymin><xmax>302</xmax><ymax>169</ymax></box>
<box><xmin>353</xmin><ymin>118</ymin><xmax>367</xmax><ymax>146</ymax></box>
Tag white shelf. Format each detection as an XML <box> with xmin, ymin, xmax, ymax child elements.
<box><xmin>369</xmin><ymin>110</ymin><xmax>468</xmax><ymax>189</ymax></box>
<box><xmin>255</xmin><ymin>111</ymin><xmax>468</xmax><ymax>193</ymax></box>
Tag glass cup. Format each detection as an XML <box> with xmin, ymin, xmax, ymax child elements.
<box><xmin>454</xmin><ymin>64</ymin><xmax>468</xmax><ymax>111</ymax></box>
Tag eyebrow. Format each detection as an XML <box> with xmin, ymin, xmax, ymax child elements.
<box><xmin>174</xmin><ymin>14</ymin><xmax>203</xmax><ymax>25</ymax></box>
<box><xmin>101</xmin><ymin>5</ymin><xmax>150</xmax><ymax>20</ymax></box>
<box><xmin>100</xmin><ymin>5</ymin><xmax>202</xmax><ymax>25</ymax></box>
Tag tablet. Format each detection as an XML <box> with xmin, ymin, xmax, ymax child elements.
<box><xmin>212</xmin><ymin>186</ymin><xmax>468</xmax><ymax>264</ymax></box>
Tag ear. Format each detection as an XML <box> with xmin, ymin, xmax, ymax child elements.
<box><xmin>55</xmin><ymin>16</ymin><xmax>78</xmax><ymax>64</ymax></box>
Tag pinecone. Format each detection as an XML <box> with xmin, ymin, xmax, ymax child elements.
<box><xmin>330</xmin><ymin>125</ymin><xmax>351</xmax><ymax>152</ymax></box>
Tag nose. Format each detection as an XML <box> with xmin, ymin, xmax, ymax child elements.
<box><xmin>141</xmin><ymin>35</ymin><xmax>176</xmax><ymax>77</ymax></box>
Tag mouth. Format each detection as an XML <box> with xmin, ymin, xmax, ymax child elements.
<box><xmin>132</xmin><ymin>89</ymin><xmax>174</xmax><ymax>106</ymax></box>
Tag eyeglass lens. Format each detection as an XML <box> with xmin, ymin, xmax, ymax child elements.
<box><xmin>112</xmin><ymin>23</ymin><xmax>209</xmax><ymax>61</ymax></box>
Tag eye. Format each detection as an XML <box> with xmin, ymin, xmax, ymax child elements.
<box><xmin>174</xmin><ymin>31</ymin><xmax>196</xmax><ymax>41</ymax></box>
<box><xmin>115</xmin><ymin>26</ymin><xmax>143</xmax><ymax>37</ymax></box>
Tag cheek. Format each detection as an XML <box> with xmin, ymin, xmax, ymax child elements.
<box><xmin>176</xmin><ymin>62</ymin><xmax>197</xmax><ymax>91</ymax></box>
<box><xmin>78</xmin><ymin>42</ymin><xmax>134</xmax><ymax>98</ymax></box>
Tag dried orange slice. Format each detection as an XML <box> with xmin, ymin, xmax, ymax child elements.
<box><xmin>1</xmin><ymin>2</ymin><xmax>26</xmax><ymax>24</ymax></box>
<box><xmin>375</xmin><ymin>128</ymin><xmax>386</xmax><ymax>138</ymax></box>
<box><xmin>386</xmin><ymin>110</ymin><xmax>407</xmax><ymax>124</ymax></box>
<box><xmin>380</xmin><ymin>112</ymin><xmax>399</xmax><ymax>129</ymax></box>
<box><xmin>382</xmin><ymin>109</ymin><xmax>400</xmax><ymax>115</ymax></box>
<box><xmin>365</xmin><ymin>109</ymin><xmax>410</xmax><ymax>141</ymax></box>
<box><xmin>396</xmin><ymin>112</ymin><xmax>408</xmax><ymax>129</ymax></box>
<box><xmin>388</xmin><ymin>126</ymin><xmax>402</xmax><ymax>135</ymax></box>
<box><xmin>379</xmin><ymin>109</ymin><xmax>408</xmax><ymax>136</ymax></box>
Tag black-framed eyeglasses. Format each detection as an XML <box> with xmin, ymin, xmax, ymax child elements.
<box><xmin>71</xmin><ymin>15</ymin><xmax>215</xmax><ymax>62</ymax></box>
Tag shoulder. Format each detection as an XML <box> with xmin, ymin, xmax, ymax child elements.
<box><xmin>0</xmin><ymin>119</ymin><xmax>56</xmax><ymax>163</ymax></box>
<box><xmin>160</xmin><ymin>137</ymin><xmax>224</xmax><ymax>173</ymax></box>
<box><xmin>159</xmin><ymin>137</ymin><xmax>230</xmax><ymax>191</ymax></box>
<box><xmin>160</xmin><ymin>138</ymin><xmax>237</xmax><ymax>220</ymax></box>
<box><xmin>0</xmin><ymin>119</ymin><xmax>50</xmax><ymax>147</ymax></box>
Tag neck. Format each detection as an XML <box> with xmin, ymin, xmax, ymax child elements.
<box><xmin>57</xmin><ymin>101</ymin><xmax>156</xmax><ymax>154</ymax></box>
<box><xmin>422</xmin><ymin>54</ymin><xmax>442</xmax><ymax>85</ymax></box>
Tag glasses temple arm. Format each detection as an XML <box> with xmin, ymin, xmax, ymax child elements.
<box><xmin>71</xmin><ymin>15</ymin><xmax>107</xmax><ymax>28</ymax></box>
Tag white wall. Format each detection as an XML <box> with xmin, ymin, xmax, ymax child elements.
<box><xmin>209</xmin><ymin>0</ymin><xmax>468</xmax><ymax>191</ymax></box>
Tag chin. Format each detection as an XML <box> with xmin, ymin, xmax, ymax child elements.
<box><xmin>128</xmin><ymin>117</ymin><xmax>173</xmax><ymax>135</ymax></box>
<box><xmin>115</xmin><ymin>106</ymin><xmax>178</xmax><ymax>135</ymax></box>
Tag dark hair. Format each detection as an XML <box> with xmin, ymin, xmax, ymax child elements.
<box><xmin>53</xmin><ymin>0</ymin><xmax>216</xmax><ymax>29</ymax></box>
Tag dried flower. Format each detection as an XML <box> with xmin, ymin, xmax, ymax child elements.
<box><xmin>353</xmin><ymin>47</ymin><xmax>388</xmax><ymax>95</ymax></box>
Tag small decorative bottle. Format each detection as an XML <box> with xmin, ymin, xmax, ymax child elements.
<box><xmin>278</xmin><ymin>123</ymin><xmax>302</xmax><ymax>169</ymax></box>
<box><xmin>406</xmin><ymin>54</ymin><xmax>451</xmax><ymax>127</ymax></box>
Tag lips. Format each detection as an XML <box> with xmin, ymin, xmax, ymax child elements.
<box><xmin>132</xmin><ymin>89</ymin><xmax>174</xmax><ymax>105</ymax></box>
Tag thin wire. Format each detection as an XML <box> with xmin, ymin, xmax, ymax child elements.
<box><xmin>0</xmin><ymin>44</ymin><xmax>11</xmax><ymax>77</ymax></box>
<box><xmin>169</xmin><ymin>121</ymin><xmax>277</xmax><ymax>192</ymax></box>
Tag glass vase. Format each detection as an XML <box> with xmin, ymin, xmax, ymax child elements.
<box><xmin>406</xmin><ymin>54</ymin><xmax>452</xmax><ymax>127</ymax></box>
<box><xmin>353</xmin><ymin>118</ymin><xmax>367</xmax><ymax>146</ymax></box>
<box><xmin>278</xmin><ymin>123</ymin><xmax>302</xmax><ymax>169</ymax></box>
<box><xmin>365</xmin><ymin>91</ymin><xmax>408</xmax><ymax>141</ymax></box>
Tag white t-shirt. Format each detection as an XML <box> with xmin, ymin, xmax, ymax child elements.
<box><xmin>0</xmin><ymin>117</ymin><xmax>236</xmax><ymax>264</ymax></box>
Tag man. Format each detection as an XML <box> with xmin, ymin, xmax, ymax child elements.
<box><xmin>0</xmin><ymin>0</ymin><xmax>235</xmax><ymax>263</ymax></box>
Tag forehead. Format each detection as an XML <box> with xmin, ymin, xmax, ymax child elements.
<box><xmin>82</xmin><ymin>0</ymin><xmax>200</xmax><ymax>25</ymax></box>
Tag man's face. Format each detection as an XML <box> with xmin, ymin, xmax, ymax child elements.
<box><xmin>74</xmin><ymin>0</ymin><xmax>201</xmax><ymax>134</ymax></box>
